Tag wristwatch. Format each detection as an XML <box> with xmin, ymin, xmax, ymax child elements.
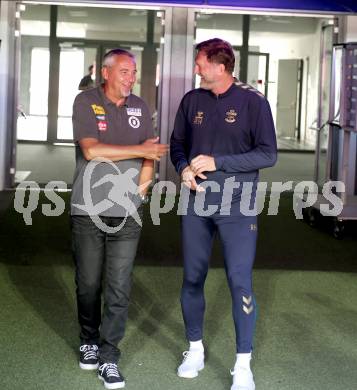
<box><xmin>139</xmin><ymin>193</ymin><xmax>150</xmax><ymax>204</ymax></box>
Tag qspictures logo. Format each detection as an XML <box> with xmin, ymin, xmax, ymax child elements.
<box><xmin>72</xmin><ymin>158</ymin><xmax>144</xmax><ymax>233</ymax></box>
<box><xmin>14</xmin><ymin>158</ymin><xmax>345</xmax><ymax>232</ymax></box>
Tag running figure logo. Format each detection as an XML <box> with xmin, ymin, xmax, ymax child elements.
<box><xmin>73</xmin><ymin>158</ymin><xmax>149</xmax><ymax>233</ymax></box>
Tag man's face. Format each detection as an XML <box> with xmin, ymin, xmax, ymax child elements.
<box><xmin>194</xmin><ymin>51</ymin><xmax>222</xmax><ymax>90</ymax></box>
<box><xmin>102</xmin><ymin>54</ymin><xmax>137</xmax><ymax>98</ymax></box>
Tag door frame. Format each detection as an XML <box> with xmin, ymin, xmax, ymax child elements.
<box><xmin>246</xmin><ymin>51</ymin><xmax>270</xmax><ymax>97</ymax></box>
<box><xmin>314</xmin><ymin>19</ymin><xmax>339</xmax><ymax>185</ymax></box>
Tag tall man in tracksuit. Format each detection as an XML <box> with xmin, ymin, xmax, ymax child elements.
<box><xmin>170</xmin><ymin>38</ymin><xmax>277</xmax><ymax>390</ymax></box>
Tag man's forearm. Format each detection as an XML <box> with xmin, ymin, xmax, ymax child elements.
<box><xmin>80</xmin><ymin>137</ymin><xmax>168</xmax><ymax>162</ymax></box>
<box><xmin>84</xmin><ymin>142</ymin><xmax>148</xmax><ymax>161</ymax></box>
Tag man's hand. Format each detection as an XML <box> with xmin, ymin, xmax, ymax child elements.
<box><xmin>190</xmin><ymin>155</ymin><xmax>216</xmax><ymax>178</ymax></box>
<box><xmin>141</xmin><ymin>137</ymin><xmax>169</xmax><ymax>161</ymax></box>
<box><xmin>181</xmin><ymin>166</ymin><xmax>205</xmax><ymax>192</ymax></box>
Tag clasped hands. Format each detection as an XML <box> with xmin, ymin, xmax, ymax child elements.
<box><xmin>181</xmin><ymin>155</ymin><xmax>216</xmax><ymax>192</ymax></box>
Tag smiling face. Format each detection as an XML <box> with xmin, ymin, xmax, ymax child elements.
<box><xmin>102</xmin><ymin>54</ymin><xmax>137</xmax><ymax>100</ymax></box>
<box><xmin>194</xmin><ymin>51</ymin><xmax>224</xmax><ymax>91</ymax></box>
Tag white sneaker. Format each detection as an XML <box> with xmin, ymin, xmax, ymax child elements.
<box><xmin>177</xmin><ymin>349</ymin><xmax>204</xmax><ymax>378</ymax></box>
<box><xmin>230</xmin><ymin>365</ymin><xmax>255</xmax><ymax>390</ymax></box>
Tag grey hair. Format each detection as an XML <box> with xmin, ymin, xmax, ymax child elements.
<box><xmin>102</xmin><ymin>48</ymin><xmax>135</xmax><ymax>67</ymax></box>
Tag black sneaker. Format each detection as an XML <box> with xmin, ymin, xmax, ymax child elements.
<box><xmin>79</xmin><ymin>344</ymin><xmax>99</xmax><ymax>370</ymax></box>
<box><xmin>98</xmin><ymin>362</ymin><xmax>125</xmax><ymax>389</ymax></box>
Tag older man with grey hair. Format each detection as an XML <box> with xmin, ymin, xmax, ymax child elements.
<box><xmin>71</xmin><ymin>48</ymin><xmax>168</xmax><ymax>389</ymax></box>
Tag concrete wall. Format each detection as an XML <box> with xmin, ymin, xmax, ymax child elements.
<box><xmin>344</xmin><ymin>15</ymin><xmax>357</xmax><ymax>42</ymax></box>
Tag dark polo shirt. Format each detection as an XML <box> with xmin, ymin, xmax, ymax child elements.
<box><xmin>71</xmin><ymin>85</ymin><xmax>154</xmax><ymax>217</ymax></box>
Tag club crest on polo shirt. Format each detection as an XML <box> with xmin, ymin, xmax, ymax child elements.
<box><xmin>128</xmin><ymin>116</ymin><xmax>140</xmax><ymax>129</ymax></box>
<box><xmin>126</xmin><ymin>107</ymin><xmax>142</xmax><ymax>116</ymax></box>
<box><xmin>225</xmin><ymin>109</ymin><xmax>237</xmax><ymax>123</ymax></box>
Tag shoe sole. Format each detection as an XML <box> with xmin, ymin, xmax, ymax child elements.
<box><xmin>231</xmin><ymin>381</ymin><xmax>255</xmax><ymax>390</ymax></box>
<box><xmin>79</xmin><ymin>362</ymin><xmax>99</xmax><ymax>370</ymax></box>
<box><xmin>98</xmin><ymin>374</ymin><xmax>125</xmax><ymax>389</ymax></box>
<box><xmin>177</xmin><ymin>363</ymin><xmax>204</xmax><ymax>379</ymax></box>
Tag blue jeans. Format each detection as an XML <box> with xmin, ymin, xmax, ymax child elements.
<box><xmin>71</xmin><ymin>213</ymin><xmax>142</xmax><ymax>363</ymax></box>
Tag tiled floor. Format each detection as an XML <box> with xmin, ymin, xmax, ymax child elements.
<box><xmin>277</xmin><ymin>137</ymin><xmax>315</xmax><ymax>151</ymax></box>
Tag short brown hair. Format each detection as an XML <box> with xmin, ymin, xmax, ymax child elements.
<box><xmin>195</xmin><ymin>38</ymin><xmax>235</xmax><ymax>74</ymax></box>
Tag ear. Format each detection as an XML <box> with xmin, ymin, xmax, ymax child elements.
<box><xmin>219</xmin><ymin>63</ymin><xmax>226</xmax><ymax>75</ymax></box>
<box><xmin>102</xmin><ymin>66</ymin><xmax>108</xmax><ymax>81</ymax></box>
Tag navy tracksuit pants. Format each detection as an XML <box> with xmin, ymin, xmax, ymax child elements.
<box><xmin>181</xmin><ymin>213</ymin><xmax>257</xmax><ymax>353</ymax></box>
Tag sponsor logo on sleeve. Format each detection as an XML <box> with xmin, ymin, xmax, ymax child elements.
<box><xmin>98</xmin><ymin>121</ymin><xmax>107</xmax><ymax>131</ymax></box>
<box><xmin>91</xmin><ymin>104</ymin><xmax>106</xmax><ymax>115</ymax></box>
<box><xmin>90</xmin><ymin>105</ymin><xmax>107</xmax><ymax>131</ymax></box>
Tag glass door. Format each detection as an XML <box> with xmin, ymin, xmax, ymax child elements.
<box><xmin>57</xmin><ymin>43</ymin><xmax>98</xmax><ymax>141</ymax></box>
<box><xmin>233</xmin><ymin>48</ymin><xmax>269</xmax><ymax>96</ymax></box>
<box><xmin>247</xmin><ymin>52</ymin><xmax>269</xmax><ymax>96</ymax></box>
<box><xmin>17</xmin><ymin>47</ymin><xmax>50</xmax><ymax>141</ymax></box>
